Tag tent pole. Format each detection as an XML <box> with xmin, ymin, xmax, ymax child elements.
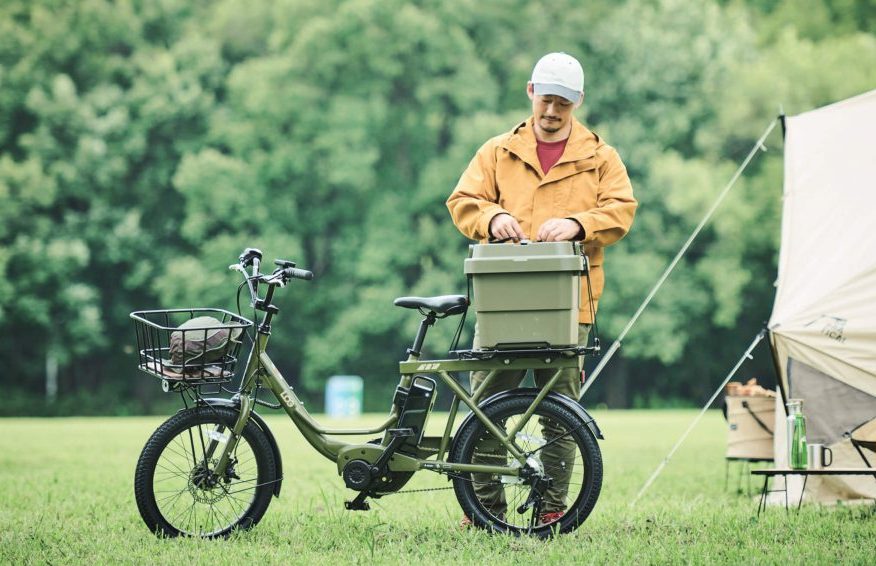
<box><xmin>579</xmin><ymin>119</ymin><xmax>778</xmax><ymax>401</ymax></box>
<box><xmin>630</xmin><ymin>330</ymin><xmax>767</xmax><ymax>507</ymax></box>
<box><xmin>767</xmin><ymin>331</ymin><xmax>788</xmax><ymax>406</ymax></box>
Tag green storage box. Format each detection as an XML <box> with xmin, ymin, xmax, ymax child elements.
<box><xmin>464</xmin><ymin>242</ymin><xmax>583</xmax><ymax>349</ymax></box>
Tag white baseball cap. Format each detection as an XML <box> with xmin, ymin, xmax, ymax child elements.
<box><xmin>530</xmin><ymin>52</ymin><xmax>584</xmax><ymax>103</ymax></box>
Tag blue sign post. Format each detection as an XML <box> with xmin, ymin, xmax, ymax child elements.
<box><xmin>325</xmin><ymin>375</ymin><xmax>364</xmax><ymax>417</ymax></box>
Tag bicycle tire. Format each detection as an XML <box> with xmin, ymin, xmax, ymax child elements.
<box><xmin>134</xmin><ymin>406</ymin><xmax>277</xmax><ymax>538</ymax></box>
<box><xmin>449</xmin><ymin>394</ymin><xmax>602</xmax><ymax>537</ymax></box>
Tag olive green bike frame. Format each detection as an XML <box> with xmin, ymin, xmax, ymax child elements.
<box><xmin>209</xmin><ymin>328</ymin><xmax>581</xmax><ymax>481</ymax></box>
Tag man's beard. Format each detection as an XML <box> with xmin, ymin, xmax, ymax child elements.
<box><xmin>539</xmin><ymin>116</ymin><xmax>562</xmax><ymax>134</ymax></box>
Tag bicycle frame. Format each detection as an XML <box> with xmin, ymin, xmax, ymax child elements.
<box><xmin>211</xmin><ymin>327</ymin><xmax>582</xmax><ymax>482</ymax></box>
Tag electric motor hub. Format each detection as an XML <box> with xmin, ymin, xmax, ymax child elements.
<box><xmin>342</xmin><ymin>459</ymin><xmax>374</xmax><ymax>491</ymax></box>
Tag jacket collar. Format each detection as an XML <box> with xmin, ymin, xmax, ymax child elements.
<box><xmin>500</xmin><ymin>117</ymin><xmax>600</xmax><ymax>179</ymax></box>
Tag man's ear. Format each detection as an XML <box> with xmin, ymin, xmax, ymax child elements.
<box><xmin>574</xmin><ymin>92</ymin><xmax>584</xmax><ymax>109</ymax></box>
<box><xmin>526</xmin><ymin>82</ymin><xmax>535</xmax><ymax>100</ymax></box>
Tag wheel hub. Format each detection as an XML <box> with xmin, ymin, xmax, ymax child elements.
<box><xmin>188</xmin><ymin>459</ymin><xmax>226</xmax><ymax>503</ymax></box>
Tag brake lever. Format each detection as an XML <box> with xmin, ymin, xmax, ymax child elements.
<box><xmin>230</xmin><ymin>264</ymin><xmax>261</xmax><ymax>303</ymax></box>
<box><xmin>262</xmin><ymin>270</ymin><xmax>287</xmax><ymax>288</ymax></box>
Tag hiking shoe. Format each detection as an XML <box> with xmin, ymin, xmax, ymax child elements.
<box><xmin>539</xmin><ymin>511</ymin><xmax>565</xmax><ymax>525</ymax></box>
<box><xmin>461</xmin><ymin>514</ymin><xmax>508</xmax><ymax>528</ymax></box>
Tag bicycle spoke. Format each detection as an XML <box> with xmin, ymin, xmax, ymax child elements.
<box><xmin>167</xmin><ymin>436</ymin><xmax>193</xmax><ymax>461</ymax></box>
<box><xmin>206</xmin><ymin>504</ymin><xmax>221</xmax><ymax>534</ymax></box>
<box><xmin>219</xmin><ymin>482</ymin><xmax>267</xmax><ymax>497</ymax></box>
<box><xmin>211</xmin><ymin>500</ymin><xmax>236</xmax><ymax>527</ymax></box>
<box><xmin>155</xmin><ymin>459</ymin><xmax>191</xmax><ymax>479</ymax></box>
<box><xmin>173</xmin><ymin>502</ymin><xmax>195</xmax><ymax>532</ymax></box>
<box><xmin>157</xmin><ymin>487</ymin><xmax>189</xmax><ymax>508</ymax></box>
<box><xmin>226</xmin><ymin>492</ymin><xmax>254</xmax><ymax>510</ymax></box>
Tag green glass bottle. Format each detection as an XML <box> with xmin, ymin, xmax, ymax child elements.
<box><xmin>786</xmin><ymin>399</ymin><xmax>808</xmax><ymax>469</ymax></box>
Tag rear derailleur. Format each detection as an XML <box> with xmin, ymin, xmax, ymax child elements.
<box><xmin>516</xmin><ymin>460</ymin><xmax>554</xmax><ymax>521</ymax></box>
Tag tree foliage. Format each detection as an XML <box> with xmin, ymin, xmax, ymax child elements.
<box><xmin>1</xmin><ymin>0</ymin><xmax>874</xmax><ymax>413</ymax></box>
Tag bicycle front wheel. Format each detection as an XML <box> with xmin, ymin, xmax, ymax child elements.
<box><xmin>134</xmin><ymin>406</ymin><xmax>277</xmax><ymax>538</ymax></box>
<box><xmin>450</xmin><ymin>394</ymin><xmax>602</xmax><ymax>537</ymax></box>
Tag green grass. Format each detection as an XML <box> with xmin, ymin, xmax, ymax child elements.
<box><xmin>1</xmin><ymin>410</ymin><xmax>873</xmax><ymax>565</ymax></box>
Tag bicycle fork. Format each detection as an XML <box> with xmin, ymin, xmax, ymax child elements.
<box><xmin>201</xmin><ymin>394</ymin><xmax>255</xmax><ymax>481</ymax></box>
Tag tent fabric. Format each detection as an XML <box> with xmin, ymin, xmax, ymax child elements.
<box><xmin>787</xmin><ymin>358</ymin><xmax>876</xmax><ymax>444</ymax></box>
<box><xmin>769</xmin><ymin>89</ymin><xmax>876</xmax><ymax>503</ymax></box>
<box><xmin>771</xmin><ymin>88</ymin><xmax>876</xmax><ymax>389</ymax></box>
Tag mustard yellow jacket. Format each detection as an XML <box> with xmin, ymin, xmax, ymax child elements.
<box><xmin>446</xmin><ymin>117</ymin><xmax>637</xmax><ymax>323</ymax></box>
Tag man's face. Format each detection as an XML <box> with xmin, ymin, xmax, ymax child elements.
<box><xmin>527</xmin><ymin>83</ymin><xmax>580</xmax><ymax>137</ymax></box>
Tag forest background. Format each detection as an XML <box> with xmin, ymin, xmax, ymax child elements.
<box><xmin>1</xmin><ymin>0</ymin><xmax>874</xmax><ymax>415</ymax></box>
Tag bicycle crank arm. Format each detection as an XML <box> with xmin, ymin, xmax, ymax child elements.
<box><xmin>343</xmin><ymin>428</ymin><xmax>414</xmax><ymax>511</ymax></box>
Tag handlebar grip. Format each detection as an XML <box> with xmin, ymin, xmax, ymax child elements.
<box><xmin>285</xmin><ymin>267</ymin><xmax>313</xmax><ymax>281</ymax></box>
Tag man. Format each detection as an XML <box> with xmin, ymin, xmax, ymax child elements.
<box><xmin>446</xmin><ymin>52</ymin><xmax>637</xmax><ymax>526</ymax></box>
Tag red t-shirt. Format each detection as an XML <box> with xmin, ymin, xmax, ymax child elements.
<box><xmin>536</xmin><ymin>138</ymin><xmax>568</xmax><ymax>174</ymax></box>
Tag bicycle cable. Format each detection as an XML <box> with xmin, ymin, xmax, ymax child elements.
<box><xmin>253</xmin><ymin>377</ymin><xmax>282</xmax><ymax>410</ymax></box>
<box><xmin>448</xmin><ymin>274</ymin><xmax>472</xmax><ymax>354</ymax></box>
<box><xmin>233</xmin><ymin>274</ymin><xmax>276</xmax><ymax>405</ymax></box>
<box><xmin>583</xmin><ymin>252</ymin><xmax>600</xmax><ymax>353</ymax></box>
<box><xmin>222</xmin><ymin>280</ymin><xmax>253</xmax><ymax>396</ymax></box>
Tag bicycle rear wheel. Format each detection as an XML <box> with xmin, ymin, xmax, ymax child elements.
<box><xmin>450</xmin><ymin>394</ymin><xmax>602</xmax><ymax>537</ymax></box>
<box><xmin>134</xmin><ymin>406</ymin><xmax>277</xmax><ymax>537</ymax></box>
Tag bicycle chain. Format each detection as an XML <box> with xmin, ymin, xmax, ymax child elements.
<box><xmin>394</xmin><ymin>485</ymin><xmax>455</xmax><ymax>494</ymax></box>
<box><xmin>391</xmin><ymin>472</ymin><xmax>495</xmax><ymax>495</ymax></box>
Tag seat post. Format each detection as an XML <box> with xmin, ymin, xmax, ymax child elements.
<box><xmin>408</xmin><ymin>312</ymin><xmax>437</xmax><ymax>358</ymax></box>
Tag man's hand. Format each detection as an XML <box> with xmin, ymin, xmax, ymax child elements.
<box><xmin>536</xmin><ymin>218</ymin><xmax>584</xmax><ymax>242</ymax></box>
<box><xmin>489</xmin><ymin>213</ymin><xmax>527</xmax><ymax>242</ymax></box>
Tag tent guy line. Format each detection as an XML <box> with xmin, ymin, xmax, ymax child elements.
<box><xmin>579</xmin><ymin>119</ymin><xmax>779</xmax><ymax>400</ymax></box>
<box><xmin>631</xmin><ymin>330</ymin><xmax>768</xmax><ymax>507</ymax></box>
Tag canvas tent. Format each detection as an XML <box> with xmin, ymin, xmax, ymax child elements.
<box><xmin>630</xmin><ymin>91</ymin><xmax>876</xmax><ymax>506</ymax></box>
<box><xmin>769</xmin><ymin>88</ymin><xmax>876</xmax><ymax>503</ymax></box>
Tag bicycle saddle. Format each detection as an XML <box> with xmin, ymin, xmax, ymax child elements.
<box><xmin>393</xmin><ymin>295</ymin><xmax>468</xmax><ymax>315</ymax></box>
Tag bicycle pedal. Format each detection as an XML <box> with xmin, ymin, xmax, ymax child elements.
<box><xmin>344</xmin><ymin>500</ymin><xmax>370</xmax><ymax>511</ymax></box>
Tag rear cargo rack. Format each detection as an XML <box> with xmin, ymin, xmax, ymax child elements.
<box><xmin>451</xmin><ymin>344</ymin><xmax>599</xmax><ymax>360</ymax></box>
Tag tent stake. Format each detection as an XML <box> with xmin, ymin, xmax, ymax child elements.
<box><xmin>630</xmin><ymin>329</ymin><xmax>767</xmax><ymax>507</ymax></box>
<box><xmin>579</xmin><ymin>119</ymin><xmax>778</xmax><ymax>401</ymax></box>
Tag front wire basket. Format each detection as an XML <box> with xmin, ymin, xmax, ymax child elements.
<box><xmin>131</xmin><ymin>308</ymin><xmax>253</xmax><ymax>388</ymax></box>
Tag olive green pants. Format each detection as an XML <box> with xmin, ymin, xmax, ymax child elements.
<box><xmin>469</xmin><ymin>323</ymin><xmax>591</xmax><ymax>517</ymax></box>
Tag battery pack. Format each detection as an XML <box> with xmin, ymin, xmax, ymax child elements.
<box><xmin>392</xmin><ymin>375</ymin><xmax>437</xmax><ymax>453</ymax></box>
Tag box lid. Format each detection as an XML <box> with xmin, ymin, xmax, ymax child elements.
<box><xmin>464</xmin><ymin>242</ymin><xmax>583</xmax><ymax>274</ymax></box>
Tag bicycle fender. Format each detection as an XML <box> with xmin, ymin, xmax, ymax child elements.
<box><xmin>196</xmin><ymin>398</ymin><xmax>284</xmax><ymax>497</ymax></box>
<box><xmin>459</xmin><ymin>389</ymin><xmax>604</xmax><ymax>441</ymax></box>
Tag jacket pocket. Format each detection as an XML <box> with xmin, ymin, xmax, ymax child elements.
<box><xmin>553</xmin><ymin>164</ymin><xmax>598</xmax><ymax>214</ymax></box>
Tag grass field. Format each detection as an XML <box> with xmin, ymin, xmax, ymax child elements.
<box><xmin>1</xmin><ymin>409</ymin><xmax>873</xmax><ymax>565</ymax></box>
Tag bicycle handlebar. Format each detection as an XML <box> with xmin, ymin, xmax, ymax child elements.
<box><xmin>230</xmin><ymin>248</ymin><xmax>313</xmax><ymax>313</ymax></box>
<box><xmin>283</xmin><ymin>267</ymin><xmax>313</xmax><ymax>281</ymax></box>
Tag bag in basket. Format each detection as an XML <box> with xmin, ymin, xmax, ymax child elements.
<box><xmin>168</xmin><ymin>316</ymin><xmax>243</xmax><ymax>367</ymax></box>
